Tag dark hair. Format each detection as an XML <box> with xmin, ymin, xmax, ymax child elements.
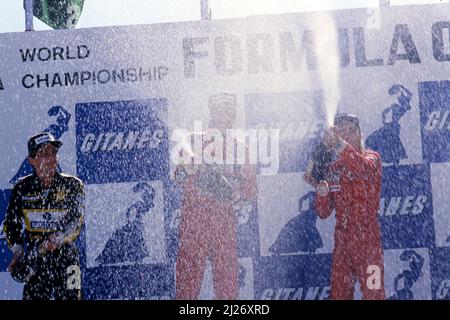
<box><xmin>334</xmin><ymin>113</ymin><xmax>360</xmax><ymax>130</ymax></box>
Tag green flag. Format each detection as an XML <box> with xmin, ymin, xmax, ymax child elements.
<box><xmin>33</xmin><ymin>0</ymin><xmax>85</xmax><ymax>29</ymax></box>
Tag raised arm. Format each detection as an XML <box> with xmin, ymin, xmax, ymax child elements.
<box><xmin>314</xmin><ymin>181</ymin><xmax>336</xmax><ymax>219</ymax></box>
<box><xmin>336</xmin><ymin>141</ymin><xmax>382</xmax><ymax>180</ymax></box>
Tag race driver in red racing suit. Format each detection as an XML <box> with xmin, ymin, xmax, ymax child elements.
<box><xmin>174</xmin><ymin>93</ymin><xmax>257</xmax><ymax>299</ymax></box>
<box><xmin>304</xmin><ymin>113</ymin><xmax>385</xmax><ymax>300</ymax></box>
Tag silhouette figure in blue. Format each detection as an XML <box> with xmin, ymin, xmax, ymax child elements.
<box><xmin>388</xmin><ymin>250</ymin><xmax>424</xmax><ymax>300</ymax></box>
<box><xmin>446</xmin><ymin>235</ymin><xmax>450</xmax><ymax>242</ymax></box>
<box><xmin>269</xmin><ymin>191</ymin><xmax>323</xmax><ymax>255</ymax></box>
<box><xmin>96</xmin><ymin>182</ymin><xmax>156</xmax><ymax>265</ymax></box>
<box><xmin>365</xmin><ymin>85</ymin><xmax>412</xmax><ymax>165</ymax></box>
<box><xmin>10</xmin><ymin>106</ymin><xmax>71</xmax><ymax>184</ymax></box>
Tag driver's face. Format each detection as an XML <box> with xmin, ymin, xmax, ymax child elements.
<box><xmin>29</xmin><ymin>144</ymin><xmax>58</xmax><ymax>178</ymax></box>
<box><xmin>335</xmin><ymin>122</ymin><xmax>357</xmax><ymax>141</ymax></box>
<box><xmin>209</xmin><ymin>105</ymin><xmax>236</xmax><ymax>130</ymax></box>
<box><xmin>335</xmin><ymin>121</ymin><xmax>361</xmax><ymax>147</ymax></box>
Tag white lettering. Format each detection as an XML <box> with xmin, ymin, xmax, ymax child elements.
<box><xmin>80</xmin><ymin>133</ymin><xmax>95</xmax><ymax>152</ymax></box>
<box><xmin>67</xmin><ymin>265</ymin><xmax>81</xmax><ymax>290</ymax></box>
<box><xmin>437</xmin><ymin>279</ymin><xmax>450</xmax><ymax>299</ymax></box>
<box><xmin>80</xmin><ymin>131</ymin><xmax>164</xmax><ymax>153</ymax></box>
<box><xmin>379</xmin><ymin>195</ymin><xmax>427</xmax><ymax>216</ymax></box>
<box><xmin>367</xmin><ymin>265</ymin><xmax>381</xmax><ymax>290</ymax></box>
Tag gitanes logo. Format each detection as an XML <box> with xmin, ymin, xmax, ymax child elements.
<box><xmin>245</xmin><ymin>90</ymin><xmax>326</xmax><ymax>173</ymax></box>
<box><xmin>378</xmin><ymin>195</ymin><xmax>428</xmax><ymax>216</ymax></box>
<box><xmin>436</xmin><ymin>279</ymin><xmax>450</xmax><ymax>300</ymax></box>
<box><xmin>80</xmin><ymin>129</ymin><xmax>164</xmax><ymax>153</ymax></box>
<box><xmin>424</xmin><ymin>111</ymin><xmax>450</xmax><ymax>131</ymax></box>
<box><xmin>419</xmin><ymin>80</ymin><xmax>450</xmax><ymax>163</ymax></box>
<box><xmin>76</xmin><ymin>99</ymin><xmax>169</xmax><ymax>184</ymax></box>
<box><xmin>380</xmin><ymin>164</ymin><xmax>434</xmax><ymax>249</ymax></box>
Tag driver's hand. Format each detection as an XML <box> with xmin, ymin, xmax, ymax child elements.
<box><xmin>323</xmin><ymin>127</ymin><xmax>339</xmax><ymax>148</ymax></box>
<box><xmin>42</xmin><ymin>233</ymin><xmax>63</xmax><ymax>253</ymax></box>
<box><xmin>316</xmin><ymin>181</ymin><xmax>330</xmax><ymax>197</ymax></box>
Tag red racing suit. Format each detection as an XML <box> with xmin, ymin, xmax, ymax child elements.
<box><xmin>174</xmin><ymin>137</ymin><xmax>257</xmax><ymax>299</ymax></box>
<box><xmin>315</xmin><ymin>141</ymin><xmax>385</xmax><ymax>300</ymax></box>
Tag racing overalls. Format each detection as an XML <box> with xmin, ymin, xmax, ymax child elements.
<box><xmin>3</xmin><ymin>172</ymin><xmax>84</xmax><ymax>300</ymax></box>
<box><xmin>175</xmin><ymin>135</ymin><xmax>257</xmax><ymax>299</ymax></box>
<box><xmin>315</xmin><ymin>142</ymin><xmax>385</xmax><ymax>300</ymax></box>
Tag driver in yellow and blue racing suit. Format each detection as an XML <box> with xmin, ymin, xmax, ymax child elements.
<box><xmin>3</xmin><ymin>132</ymin><xmax>84</xmax><ymax>300</ymax></box>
